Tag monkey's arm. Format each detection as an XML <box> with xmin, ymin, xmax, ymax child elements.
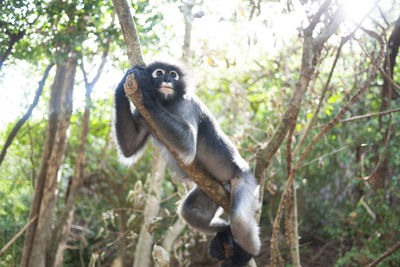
<box><xmin>129</xmin><ymin>67</ymin><xmax>198</xmax><ymax>165</ymax></box>
<box><xmin>149</xmin><ymin>103</ymin><xmax>198</xmax><ymax>165</ymax></box>
<box><xmin>114</xmin><ymin>70</ymin><xmax>150</xmax><ymax>161</ymax></box>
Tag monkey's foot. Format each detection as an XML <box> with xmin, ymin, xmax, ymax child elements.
<box><xmin>208</xmin><ymin>229</ymin><xmax>233</xmax><ymax>260</ymax></box>
<box><xmin>208</xmin><ymin>229</ymin><xmax>253</xmax><ymax>267</ymax></box>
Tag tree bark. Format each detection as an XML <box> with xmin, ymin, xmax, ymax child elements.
<box><xmin>20</xmin><ymin>58</ymin><xmax>77</xmax><ymax>267</ymax></box>
<box><xmin>373</xmin><ymin>16</ymin><xmax>400</xmax><ymax>191</ymax></box>
<box><xmin>111</xmin><ymin>0</ymin><xmax>145</xmax><ymax>67</ymax></box>
<box><xmin>180</xmin><ymin>2</ymin><xmax>194</xmax><ymax>61</ymax></box>
<box><xmin>48</xmin><ymin>40</ymin><xmax>110</xmax><ymax>267</ymax></box>
<box><xmin>133</xmin><ymin>148</ymin><xmax>166</xmax><ymax>267</ymax></box>
<box><xmin>161</xmin><ymin>218</ymin><xmax>186</xmax><ymax>253</ymax></box>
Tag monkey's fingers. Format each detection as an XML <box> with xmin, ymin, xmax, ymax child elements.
<box><xmin>124</xmin><ymin>73</ymin><xmax>142</xmax><ymax>106</ymax></box>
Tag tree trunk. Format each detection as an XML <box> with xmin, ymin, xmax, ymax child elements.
<box><xmin>20</xmin><ymin>57</ymin><xmax>77</xmax><ymax>267</ymax></box>
<box><xmin>374</xmin><ymin>17</ymin><xmax>400</xmax><ymax>191</ymax></box>
<box><xmin>161</xmin><ymin>218</ymin><xmax>186</xmax><ymax>253</ymax></box>
<box><xmin>49</xmin><ymin>85</ymin><xmax>92</xmax><ymax>267</ymax></box>
<box><xmin>48</xmin><ymin>43</ymin><xmax>109</xmax><ymax>266</ymax></box>
<box><xmin>181</xmin><ymin>2</ymin><xmax>194</xmax><ymax>61</ymax></box>
<box><xmin>133</xmin><ymin>148</ymin><xmax>166</xmax><ymax>267</ymax></box>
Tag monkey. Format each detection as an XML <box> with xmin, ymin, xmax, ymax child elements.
<box><xmin>113</xmin><ymin>62</ymin><xmax>260</xmax><ymax>266</ymax></box>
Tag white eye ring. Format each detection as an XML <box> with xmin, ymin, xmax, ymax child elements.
<box><xmin>152</xmin><ymin>69</ymin><xmax>165</xmax><ymax>78</ymax></box>
<box><xmin>169</xmin><ymin>71</ymin><xmax>179</xmax><ymax>80</ymax></box>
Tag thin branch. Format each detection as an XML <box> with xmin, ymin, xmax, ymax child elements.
<box><xmin>310</xmin><ymin>240</ymin><xmax>339</xmax><ymax>263</ymax></box>
<box><xmin>300</xmin><ymin>146</ymin><xmax>347</xmax><ymax>168</ymax></box>
<box><xmin>294</xmin><ymin>32</ymin><xmax>384</xmax><ymax>173</ymax></box>
<box><xmin>0</xmin><ymin>63</ymin><xmax>54</xmax><ymax>166</ymax></box>
<box><xmin>378</xmin><ymin>66</ymin><xmax>400</xmax><ymax>91</ymax></box>
<box><xmin>314</xmin><ymin>108</ymin><xmax>400</xmax><ymax>128</ymax></box>
<box><xmin>0</xmin><ymin>216</ymin><xmax>38</xmax><ymax>256</ymax></box>
<box><xmin>254</xmin><ymin>0</ymin><xmax>344</xmax><ymax>224</ymax></box>
<box><xmin>314</xmin><ymin>5</ymin><xmax>345</xmax><ymax>47</ymax></box>
<box><xmin>270</xmin><ymin>123</ymin><xmax>296</xmax><ymax>267</ymax></box>
<box><xmin>294</xmin><ymin>37</ymin><xmax>347</xmax><ymax>157</ymax></box>
<box><xmin>285</xmin><ymin>122</ymin><xmax>300</xmax><ymax>267</ymax></box>
<box><xmin>366</xmin><ymin>241</ymin><xmax>400</xmax><ymax>267</ymax></box>
<box><xmin>357</xmin><ymin>27</ymin><xmax>392</xmax><ymax>182</ymax></box>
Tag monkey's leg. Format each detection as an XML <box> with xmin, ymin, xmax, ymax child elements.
<box><xmin>179</xmin><ymin>186</ymin><xmax>233</xmax><ymax>261</ymax></box>
<box><xmin>179</xmin><ymin>186</ymin><xmax>229</xmax><ymax>234</ymax></box>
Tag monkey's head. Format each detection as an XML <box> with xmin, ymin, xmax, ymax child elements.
<box><xmin>146</xmin><ymin>62</ymin><xmax>186</xmax><ymax>101</ymax></box>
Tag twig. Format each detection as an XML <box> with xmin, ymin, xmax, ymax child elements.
<box><xmin>366</xmin><ymin>241</ymin><xmax>400</xmax><ymax>267</ymax></box>
<box><xmin>301</xmin><ymin>146</ymin><xmax>347</xmax><ymax>168</ymax></box>
<box><xmin>0</xmin><ymin>216</ymin><xmax>38</xmax><ymax>256</ymax></box>
<box><xmin>310</xmin><ymin>240</ymin><xmax>339</xmax><ymax>263</ymax></box>
<box><xmin>314</xmin><ymin>108</ymin><xmax>400</xmax><ymax>128</ymax></box>
<box><xmin>294</xmin><ymin>37</ymin><xmax>347</xmax><ymax>157</ymax></box>
<box><xmin>359</xmin><ymin>28</ymin><xmax>392</xmax><ymax>182</ymax></box>
<box><xmin>294</xmin><ymin>31</ymin><xmax>384</xmax><ymax>173</ymax></box>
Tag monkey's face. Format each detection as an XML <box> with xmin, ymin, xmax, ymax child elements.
<box><xmin>147</xmin><ymin>62</ymin><xmax>185</xmax><ymax>101</ymax></box>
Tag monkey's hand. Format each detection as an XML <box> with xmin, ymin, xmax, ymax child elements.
<box><xmin>125</xmin><ymin>66</ymin><xmax>156</xmax><ymax>108</ymax></box>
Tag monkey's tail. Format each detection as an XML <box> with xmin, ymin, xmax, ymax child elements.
<box><xmin>229</xmin><ymin>172</ymin><xmax>261</xmax><ymax>256</ymax></box>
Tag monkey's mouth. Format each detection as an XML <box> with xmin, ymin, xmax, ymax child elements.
<box><xmin>159</xmin><ymin>83</ymin><xmax>174</xmax><ymax>95</ymax></box>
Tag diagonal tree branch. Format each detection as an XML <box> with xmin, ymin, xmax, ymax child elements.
<box><xmin>111</xmin><ymin>0</ymin><xmax>145</xmax><ymax>67</ymax></box>
<box><xmin>112</xmin><ymin>0</ymin><xmax>231</xmax><ymax>211</ymax></box>
<box><xmin>123</xmin><ymin>75</ymin><xmax>231</xmax><ymax>211</ymax></box>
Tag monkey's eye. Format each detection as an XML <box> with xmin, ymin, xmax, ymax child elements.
<box><xmin>169</xmin><ymin>70</ymin><xmax>179</xmax><ymax>80</ymax></box>
<box><xmin>152</xmin><ymin>69</ymin><xmax>165</xmax><ymax>78</ymax></box>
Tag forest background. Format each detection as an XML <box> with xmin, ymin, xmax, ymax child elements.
<box><xmin>1</xmin><ymin>0</ymin><xmax>400</xmax><ymax>266</ymax></box>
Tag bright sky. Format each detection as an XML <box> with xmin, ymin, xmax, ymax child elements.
<box><xmin>0</xmin><ymin>0</ymin><xmax>389</xmax><ymax>128</ymax></box>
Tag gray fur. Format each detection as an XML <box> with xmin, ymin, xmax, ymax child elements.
<box><xmin>113</xmin><ymin>62</ymin><xmax>261</xmax><ymax>259</ymax></box>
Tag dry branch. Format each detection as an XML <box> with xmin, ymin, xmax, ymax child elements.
<box><xmin>366</xmin><ymin>241</ymin><xmax>400</xmax><ymax>267</ymax></box>
<box><xmin>0</xmin><ymin>216</ymin><xmax>38</xmax><ymax>256</ymax></box>
<box><xmin>265</xmin><ymin>3</ymin><xmax>345</xmax><ymax>266</ymax></box>
<box><xmin>314</xmin><ymin>108</ymin><xmax>400</xmax><ymax>128</ymax></box>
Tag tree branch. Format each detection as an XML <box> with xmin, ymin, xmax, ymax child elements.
<box><xmin>0</xmin><ymin>216</ymin><xmax>38</xmax><ymax>256</ymax></box>
<box><xmin>0</xmin><ymin>63</ymin><xmax>54</xmax><ymax>166</ymax></box>
<box><xmin>366</xmin><ymin>241</ymin><xmax>400</xmax><ymax>267</ymax></box>
<box><xmin>112</xmin><ymin>0</ymin><xmax>231</xmax><ymax>211</ymax></box>
<box><xmin>314</xmin><ymin>108</ymin><xmax>400</xmax><ymax>128</ymax></box>
<box><xmin>111</xmin><ymin>0</ymin><xmax>145</xmax><ymax>66</ymax></box>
